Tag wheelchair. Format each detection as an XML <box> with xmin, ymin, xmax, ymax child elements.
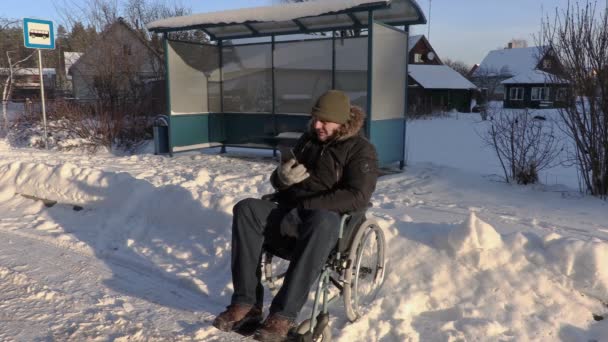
<box><xmin>261</xmin><ymin>209</ymin><xmax>386</xmax><ymax>341</ymax></box>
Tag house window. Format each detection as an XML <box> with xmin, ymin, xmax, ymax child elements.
<box><xmin>543</xmin><ymin>59</ymin><xmax>552</xmax><ymax>69</ymax></box>
<box><xmin>556</xmin><ymin>88</ymin><xmax>567</xmax><ymax>101</ymax></box>
<box><xmin>414</xmin><ymin>53</ymin><xmax>422</xmax><ymax>63</ymax></box>
<box><xmin>531</xmin><ymin>87</ymin><xmax>550</xmax><ymax>101</ymax></box>
<box><xmin>123</xmin><ymin>44</ymin><xmax>132</xmax><ymax>56</ymax></box>
<box><xmin>509</xmin><ymin>87</ymin><xmax>523</xmax><ymax>100</ymax></box>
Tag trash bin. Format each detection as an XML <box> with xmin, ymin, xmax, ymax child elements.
<box><xmin>153</xmin><ymin>115</ymin><xmax>169</xmax><ymax>155</ymax></box>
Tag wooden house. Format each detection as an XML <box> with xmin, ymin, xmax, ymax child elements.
<box><xmin>407</xmin><ymin>35</ymin><xmax>477</xmax><ymax>115</ymax></box>
<box><xmin>472</xmin><ymin>46</ymin><xmax>569</xmax><ymax>108</ymax></box>
<box><xmin>69</xmin><ymin>18</ymin><xmax>163</xmax><ymax>103</ymax></box>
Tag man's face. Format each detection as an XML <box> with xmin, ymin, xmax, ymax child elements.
<box><xmin>313</xmin><ymin>117</ymin><xmax>342</xmax><ymax>142</ymax></box>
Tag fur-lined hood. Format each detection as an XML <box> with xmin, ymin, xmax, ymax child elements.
<box><xmin>308</xmin><ymin>106</ymin><xmax>366</xmax><ymax>141</ymax></box>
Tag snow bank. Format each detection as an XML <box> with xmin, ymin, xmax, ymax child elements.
<box><xmin>0</xmin><ymin>160</ymin><xmax>237</xmax><ymax>300</ymax></box>
<box><xmin>543</xmin><ymin>235</ymin><xmax>608</xmax><ymax>300</ymax></box>
<box><xmin>342</xmin><ymin>212</ymin><xmax>608</xmax><ymax>341</ymax></box>
<box><xmin>448</xmin><ymin>212</ymin><xmax>503</xmax><ymax>254</ymax></box>
<box><xmin>0</xmin><ymin>153</ymin><xmax>606</xmax><ymax>341</ymax></box>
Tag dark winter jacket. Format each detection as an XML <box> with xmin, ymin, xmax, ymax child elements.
<box><xmin>270</xmin><ymin>107</ymin><xmax>378</xmax><ymax>214</ymax></box>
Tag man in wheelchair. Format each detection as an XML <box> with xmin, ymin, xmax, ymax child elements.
<box><xmin>213</xmin><ymin>90</ymin><xmax>379</xmax><ymax>342</ymax></box>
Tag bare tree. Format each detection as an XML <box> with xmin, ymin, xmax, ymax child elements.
<box><xmin>55</xmin><ymin>0</ymin><xmax>118</xmax><ymax>33</ymax></box>
<box><xmin>444</xmin><ymin>58</ymin><xmax>472</xmax><ymax>79</ymax></box>
<box><xmin>483</xmin><ymin>108</ymin><xmax>563</xmax><ymax>185</ymax></box>
<box><xmin>471</xmin><ymin>66</ymin><xmax>505</xmax><ymax>102</ymax></box>
<box><xmin>539</xmin><ymin>1</ymin><xmax>608</xmax><ymax>198</ymax></box>
<box><xmin>1</xmin><ymin>19</ymin><xmax>37</xmax><ymax>136</ymax></box>
<box><xmin>1</xmin><ymin>51</ymin><xmax>36</xmax><ymax>135</ymax></box>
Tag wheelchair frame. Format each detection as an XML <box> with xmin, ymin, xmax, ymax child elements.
<box><xmin>262</xmin><ymin>212</ymin><xmax>386</xmax><ymax>341</ymax></box>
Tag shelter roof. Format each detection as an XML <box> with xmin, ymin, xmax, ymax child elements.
<box><xmin>147</xmin><ymin>0</ymin><xmax>426</xmax><ymax>40</ymax></box>
<box><xmin>409</xmin><ymin>65</ymin><xmax>477</xmax><ymax>89</ymax></box>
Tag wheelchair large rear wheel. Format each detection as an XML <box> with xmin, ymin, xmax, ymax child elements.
<box><xmin>343</xmin><ymin>219</ymin><xmax>386</xmax><ymax>322</ymax></box>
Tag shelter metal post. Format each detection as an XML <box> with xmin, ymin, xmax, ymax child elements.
<box><xmin>163</xmin><ymin>33</ymin><xmax>173</xmax><ymax>156</ymax></box>
<box><xmin>271</xmin><ymin>35</ymin><xmax>277</xmax><ymax>157</ymax></box>
<box><xmin>332</xmin><ymin>31</ymin><xmax>336</xmax><ymax>89</ymax></box>
<box><xmin>219</xmin><ymin>39</ymin><xmax>226</xmax><ymax>154</ymax></box>
<box><xmin>401</xmin><ymin>26</ymin><xmax>409</xmax><ymax>170</ymax></box>
<box><xmin>365</xmin><ymin>10</ymin><xmax>374</xmax><ymax>138</ymax></box>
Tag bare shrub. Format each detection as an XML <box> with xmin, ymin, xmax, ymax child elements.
<box><xmin>539</xmin><ymin>1</ymin><xmax>608</xmax><ymax>198</ymax></box>
<box><xmin>8</xmin><ymin>99</ymin><xmax>153</xmax><ymax>152</ymax></box>
<box><xmin>483</xmin><ymin>108</ymin><xmax>562</xmax><ymax>185</ymax></box>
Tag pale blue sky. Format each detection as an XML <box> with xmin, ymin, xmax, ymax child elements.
<box><xmin>1</xmin><ymin>0</ymin><xmax>594</xmax><ymax>65</ymax></box>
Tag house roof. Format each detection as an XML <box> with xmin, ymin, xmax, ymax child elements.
<box><xmin>501</xmin><ymin>69</ymin><xmax>568</xmax><ymax>85</ymax></box>
<box><xmin>408</xmin><ymin>34</ymin><xmax>422</xmax><ymax>52</ymax></box>
<box><xmin>473</xmin><ymin>46</ymin><xmax>544</xmax><ymax>77</ymax></box>
<box><xmin>409</xmin><ymin>64</ymin><xmax>477</xmax><ymax>89</ymax></box>
<box><xmin>70</xmin><ymin>19</ymin><xmax>162</xmax><ymax>75</ymax></box>
<box><xmin>147</xmin><ymin>0</ymin><xmax>426</xmax><ymax>40</ymax></box>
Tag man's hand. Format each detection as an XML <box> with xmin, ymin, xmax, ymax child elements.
<box><xmin>277</xmin><ymin>159</ymin><xmax>309</xmax><ymax>187</ymax></box>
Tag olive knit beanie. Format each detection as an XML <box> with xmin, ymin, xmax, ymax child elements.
<box><xmin>311</xmin><ymin>90</ymin><xmax>351</xmax><ymax>124</ymax></box>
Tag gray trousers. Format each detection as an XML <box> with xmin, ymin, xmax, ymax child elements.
<box><xmin>230</xmin><ymin>198</ymin><xmax>340</xmax><ymax>319</ymax></box>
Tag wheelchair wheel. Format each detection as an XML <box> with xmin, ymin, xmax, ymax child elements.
<box><xmin>343</xmin><ymin>219</ymin><xmax>386</xmax><ymax>322</ymax></box>
<box><xmin>295</xmin><ymin>318</ymin><xmax>332</xmax><ymax>341</ymax></box>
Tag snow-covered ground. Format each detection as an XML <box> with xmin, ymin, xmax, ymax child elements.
<box><xmin>0</xmin><ymin>109</ymin><xmax>607</xmax><ymax>341</ymax></box>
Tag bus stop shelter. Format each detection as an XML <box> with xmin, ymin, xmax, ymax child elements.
<box><xmin>147</xmin><ymin>0</ymin><xmax>426</xmax><ymax>167</ymax></box>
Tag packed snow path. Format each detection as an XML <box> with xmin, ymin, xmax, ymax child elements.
<box><xmin>0</xmin><ymin>140</ymin><xmax>607</xmax><ymax>340</ymax></box>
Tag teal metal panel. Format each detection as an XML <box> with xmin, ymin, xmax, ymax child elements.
<box><xmin>209</xmin><ymin>113</ymin><xmax>226</xmax><ymax>142</ymax></box>
<box><xmin>170</xmin><ymin>114</ymin><xmax>210</xmax><ymax>147</ymax></box>
<box><xmin>370</xmin><ymin>118</ymin><xmax>405</xmax><ymax>166</ymax></box>
<box><xmin>223</xmin><ymin>114</ymin><xmax>275</xmax><ymax>145</ymax></box>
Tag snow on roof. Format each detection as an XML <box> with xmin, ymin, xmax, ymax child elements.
<box><xmin>501</xmin><ymin>69</ymin><xmax>568</xmax><ymax>85</ymax></box>
<box><xmin>149</xmin><ymin>0</ymin><xmax>387</xmax><ymax>29</ymax></box>
<box><xmin>64</xmin><ymin>52</ymin><xmax>83</xmax><ymax>76</ymax></box>
<box><xmin>408</xmin><ymin>64</ymin><xmax>477</xmax><ymax>89</ymax></box>
<box><xmin>147</xmin><ymin>0</ymin><xmax>426</xmax><ymax>39</ymax></box>
<box><xmin>0</xmin><ymin>68</ymin><xmax>56</xmax><ymax>76</ymax></box>
<box><xmin>473</xmin><ymin>47</ymin><xmax>544</xmax><ymax>77</ymax></box>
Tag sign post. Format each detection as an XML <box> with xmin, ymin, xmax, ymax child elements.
<box><xmin>23</xmin><ymin>18</ymin><xmax>55</xmax><ymax>150</ymax></box>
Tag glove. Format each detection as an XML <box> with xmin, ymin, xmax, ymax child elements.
<box><xmin>277</xmin><ymin>159</ymin><xmax>309</xmax><ymax>187</ymax></box>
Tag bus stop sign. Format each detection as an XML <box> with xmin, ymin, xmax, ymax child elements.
<box><xmin>23</xmin><ymin>18</ymin><xmax>55</xmax><ymax>49</ymax></box>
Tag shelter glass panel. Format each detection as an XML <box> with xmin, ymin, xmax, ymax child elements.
<box><xmin>221</xmin><ymin>43</ymin><xmax>273</xmax><ymax>113</ymax></box>
<box><xmin>335</xmin><ymin>36</ymin><xmax>369</xmax><ymax>112</ymax></box>
<box><xmin>168</xmin><ymin>41</ymin><xmax>220</xmax><ymax>114</ymax></box>
<box><xmin>371</xmin><ymin>23</ymin><xmax>407</xmax><ymax>120</ymax></box>
<box><xmin>274</xmin><ymin>39</ymin><xmax>333</xmax><ymax>114</ymax></box>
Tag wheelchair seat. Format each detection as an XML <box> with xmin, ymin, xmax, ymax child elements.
<box><xmin>261</xmin><ymin>208</ymin><xmax>367</xmax><ymax>260</ymax></box>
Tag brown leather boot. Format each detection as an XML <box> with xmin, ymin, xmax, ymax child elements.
<box><xmin>253</xmin><ymin>314</ymin><xmax>296</xmax><ymax>342</ymax></box>
<box><xmin>212</xmin><ymin>304</ymin><xmax>263</xmax><ymax>332</ymax></box>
